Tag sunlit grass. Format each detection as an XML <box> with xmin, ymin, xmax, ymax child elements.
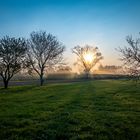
<box><xmin>0</xmin><ymin>80</ymin><xmax>139</xmax><ymax>140</ymax></box>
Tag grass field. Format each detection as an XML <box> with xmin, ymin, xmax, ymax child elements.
<box><xmin>0</xmin><ymin>80</ymin><xmax>139</xmax><ymax>140</ymax></box>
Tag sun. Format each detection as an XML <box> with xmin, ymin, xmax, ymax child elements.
<box><xmin>83</xmin><ymin>52</ymin><xmax>94</xmax><ymax>63</ymax></box>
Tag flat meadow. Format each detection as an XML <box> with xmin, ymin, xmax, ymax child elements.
<box><xmin>0</xmin><ymin>80</ymin><xmax>139</xmax><ymax>140</ymax></box>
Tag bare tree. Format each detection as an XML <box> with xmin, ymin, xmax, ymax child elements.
<box><xmin>27</xmin><ymin>31</ymin><xmax>65</xmax><ymax>86</ymax></box>
<box><xmin>118</xmin><ymin>33</ymin><xmax>140</xmax><ymax>81</ymax></box>
<box><xmin>0</xmin><ymin>36</ymin><xmax>27</xmax><ymax>89</ymax></box>
<box><xmin>72</xmin><ymin>45</ymin><xmax>103</xmax><ymax>78</ymax></box>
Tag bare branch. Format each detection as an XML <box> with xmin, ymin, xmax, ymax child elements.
<box><xmin>117</xmin><ymin>33</ymin><xmax>140</xmax><ymax>82</ymax></box>
<box><xmin>0</xmin><ymin>36</ymin><xmax>27</xmax><ymax>88</ymax></box>
<box><xmin>72</xmin><ymin>45</ymin><xmax>103</xmax><ymax>78</ymax></box>
<box><xmin>26</xmin><ymin>31</ymin><xmax>65</xmax><ymax>86</ymax></box>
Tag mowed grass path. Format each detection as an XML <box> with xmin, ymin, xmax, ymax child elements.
<box><xmin>0</xmin><ymin>80</ymin><xmax>139</xmax><ymax>140</ymax></box>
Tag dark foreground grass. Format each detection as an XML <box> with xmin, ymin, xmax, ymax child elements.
<box><xmin>0</xmin><ymin>80</ymin><xmax>139</xmax><ymax>140</ymax></box>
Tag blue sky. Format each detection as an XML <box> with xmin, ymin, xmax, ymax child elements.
<box><xmin>0</xmin><ymin>0</ymin><xmax>140</xmax><ymax>69</ymax></box>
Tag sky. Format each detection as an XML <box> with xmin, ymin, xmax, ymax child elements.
<box><xmin>0</xmin><ymin>0</ymin><xmax>140</xmax><ymax>71</ymax></box>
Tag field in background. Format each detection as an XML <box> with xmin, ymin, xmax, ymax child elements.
<box><xmin>0</xmin><ymin>80</ymin><xmax>139</xmax><ymax>140</ymax></box>
<box><xmin>0</xmin><ymin>73</ymin><xmax>128</xmax><ymax>87</ymax></box>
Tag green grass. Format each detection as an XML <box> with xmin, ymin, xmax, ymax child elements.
<box><xmin>0</xmin><ymin>80</ymin><xmax>140</xmax><ymax>140</ymax></box>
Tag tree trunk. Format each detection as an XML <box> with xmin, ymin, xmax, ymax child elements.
<box><xmin>4</xmin><ymin>80</ymin><xmax>9</xmax><ymax>89</ymax></box>
<box><xmin>85</xmin><ymin>71</ymin><xmax>90</xmax><ymax>79</ymax></box>
<box><xmin>40</xmin><ymin>74</ymin><xmax>44</xmax><ymax>86</ymax></box>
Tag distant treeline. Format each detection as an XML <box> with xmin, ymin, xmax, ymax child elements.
<box><xmin>0</xmin><ymin>73</ymin><xmax>128</xmax><ymax>81</ymax></box>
